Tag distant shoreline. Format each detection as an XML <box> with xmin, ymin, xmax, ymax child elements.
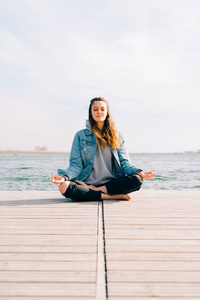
<box><xmin>0</xmin><ymin>150</ymin><xmax>199</xmax><ymax>156</ymax></box>
<box><xmin>0</xmin><ymin>150</ymin><xmax>68</xmax><ymax>156</ymax></box>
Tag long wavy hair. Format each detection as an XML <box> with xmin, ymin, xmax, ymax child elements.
<box><xmin>89</xmin><ymin>97</ymin><xmax>122</xmax><ymax>149</ymax></box>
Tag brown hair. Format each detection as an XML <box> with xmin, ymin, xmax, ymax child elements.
<box><xmin>89</xmin><ymin>97</ymin><xmax>122</xmax><ymax>149</ymax></box>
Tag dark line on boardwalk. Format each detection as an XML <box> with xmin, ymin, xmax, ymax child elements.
<box><xmin>102</xmin><ymin>200</ymin><xmax>108</xmax><ymax>299</ymax></box>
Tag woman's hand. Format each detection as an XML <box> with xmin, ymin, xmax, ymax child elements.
<box><xmin>138</xmin><ymin>171</ymin><xmax>155</xmax><ymax>180</ymax></box>
<box><xmin>51</xmin><ymin>175</ymin><xmax>65</xmax><ymax>185</ymax></box>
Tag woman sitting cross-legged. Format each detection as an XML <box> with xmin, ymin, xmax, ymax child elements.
<box><xmin>51</xmin><ymin>97</ymin><xmax>155</xmax><ymax>201</ymax></box>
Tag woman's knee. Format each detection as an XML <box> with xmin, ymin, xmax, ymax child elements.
<box><xmin>61</xmin><ymin>181</ymin><xmax>102</xmax><ymax>201</ymax></box>
<box><xmin>59</xmin><ymin>181</ymin><xmax>70</xmax><ymax>194</ymax></box>
<box><xmin>127</xmin><ymin>175</ymin><xmax>143</xmax><ymax>191</ymax></box>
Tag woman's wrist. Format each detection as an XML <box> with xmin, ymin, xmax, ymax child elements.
<box><xmin>62</xmin><ymin>175</ymin><xmax>69</xmax><ymax>181</ymax></box>
<box><xmin>136</xmin><ymin>169</ymin><xmax>143</xmax><ymax>177</ymax></box>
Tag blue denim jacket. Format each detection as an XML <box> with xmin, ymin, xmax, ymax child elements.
<box><xmin>58</xmin><ymin>121</ymin><xmax>140</xmax><ymax>181</ymax></box>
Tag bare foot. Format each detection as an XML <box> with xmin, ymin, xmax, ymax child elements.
<box><xmin>101</xmin><ymin>193</ymin><xmax>131</xmax><ymax>201</ymax></box>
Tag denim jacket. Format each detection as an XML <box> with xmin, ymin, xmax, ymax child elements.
<box><xmin>58</xmin><ymin>121</ymin><xmax>140</xmax><ymax>181</ymax></box>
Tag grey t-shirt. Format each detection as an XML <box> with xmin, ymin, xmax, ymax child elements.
<box><xmin>84</xmin><ymin>144</ymin><xmax>117</xmax><ymax>186</ymax></box>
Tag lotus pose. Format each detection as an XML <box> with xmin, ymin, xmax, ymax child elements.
<box><xmin>51</xmin><ymin>97</ymin><xmax>155</xmax><ymax>201</ymax></box>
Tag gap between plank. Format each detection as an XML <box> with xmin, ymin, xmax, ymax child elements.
<box><xmin>96</xmin><ymin>200</ymin><xmax>107</xmax><ymax>299</ymax></box>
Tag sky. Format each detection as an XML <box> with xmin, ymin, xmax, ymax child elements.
<box><xmin>0</xmin><ymin>0</ymin><xmax>200</xmax><ymax>153</ymax></box>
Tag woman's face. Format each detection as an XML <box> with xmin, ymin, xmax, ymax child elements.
<box><xmin>91</xmin><ymin>101</ymin><xmax>108</xmax><ymax>123</ymax></box>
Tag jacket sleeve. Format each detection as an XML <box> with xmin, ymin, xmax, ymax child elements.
<box><xmin>57</xmin><ymin>132</ymin><xmax>83</xmax><ymax>180</ymax></box>
<box><xmin>117</xmin><ymin>134</ymin><xmax>141</xmax><ymax>176</ymax></box>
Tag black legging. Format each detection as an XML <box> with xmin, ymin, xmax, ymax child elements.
<box><xmin>62</xmin><ymin>174</ymin><xmax>142</xmax><ymax>201</ymax></box>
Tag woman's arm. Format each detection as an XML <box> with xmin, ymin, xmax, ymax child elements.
<box><xmin>57</xmin><ymin>132</ymin><xmax>83</xmax><ymax>180</ymax></box>
<box><xmin>117</xmin><ymin>134</ymin><xmax>139</xmax><ymax>175</ymax></box>
<box><xmin>117</xmin><ymin>134</ymin><xmax>155</xmax><ymax>179</ymax></box>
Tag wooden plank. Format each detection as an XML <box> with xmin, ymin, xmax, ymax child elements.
<box><xmin>0</xmin><ymin>261</ymin><xmax>96</xmax><ymax>271</ymax></box>
<box><xmin>105</xmin><ymin>224</ymin><xmax>200</xmax><ymax>229</ymax></box>
<box><xmin>0</xmin><ymin>203</ymin><xmax>97</xmax><ymax>209</ymax></box>
<box><xmin>0</xmin><ymin>212</ymin><xmax>97</xmax><ymax>216</ymax></box>
<box><xmin>107</xmin><ymin>270</ymin><xmax>200</xmax><ymax>283</ymax></box>
<box><xmin>0</xmin><ymin>271</ymin><xmax>96</xmax><ymax>282</ymax></box>
<box><xmin>0</xmin><ymin>229</ymin><xmax>97</xmax><ymax>234</ymax></box>
<box><xmin>104</xmin><ymin>207</ymin><xmax>200</xmax><ymax>211</ymax></box>
<box><xmin>0</xmin><ymin>208</ymin><xmax>98</xmax><ymax>212</ymax></box>
<box><xmin>104</xmin><ymin>211</ymin><xmax>200</xmax><ymax>217</ymax></box>
<box><xmin>107</xmin><ymin>261</ymin><xmax>200</xmax><ymax>271</ymax></box>
<box><xmin>0</xmin><ymin>282</ymin><xmax>95</xmax><ymax>297</ymax></box>
<box><xmin>104</xmin><ymin>217</ymin><xmax>200</xmax><ymax>225</ymax></box>
<box><xmin>0</xmin><ymin>295</ymin><xmax>93</xmax><ymax>300</ymax></box>
<box><xmin>106</xmin><ymin>252</ymin><xmax>200</xmax><ymax>261</ymax></box>
<box><xmin>105</xmin><ymin>200</ymin><xmax>200</xmax><ymax>205</ymax></box>
<box><xmin>0</xmin><ymin>298</ymin><xmax>94</xmax><ymax>300</ymax></box>
<box><xmin>0</xmin><ymin>235</ymin><xmax>97</xmax><ymax>246</ymax></box>
<box><xmin>108</xmin><ymin>298</ymin><xmax>192</xmax><ymax>300</ymax></box>
<box><xmin>105</xmin><ymin>229</ymin><xmax>200</xmax><ymax>239</ymax></box>
<box><xmin>0</xmin><ymin>215</ymin><xmax>97</xmax><ymax>219</ymax></box>
<box><xmin>106</xmin><ymin>244</ymin><xmax>200</xmax><ymax>253</ymax></box>
<box><xmin>106</xmin><ymin>239</ymin><xmax>200</xmax><ymax>246</ymax></box>
<box><xmin>0</xmin><ymin>253</ymin><xmax>96</xmax><ymax>261</ymax></box>
<box><xmin>104</xmin><ymin>204</ymin><xmax>200</xmax><ymax>210</ymax></box>
<box><xmin>108</xmin><ymin>283</ymin><xmax>200</xmax><ymax>297</ymax></box>
<box><xmin>0</xmin><ymin>219</ymin><xmax>96</xmax><ymax>225</ymax></box>
<box><xmin>0</xmin><ymin>245</ymin><xmax>96</xmax><ymax>253</ymax></box>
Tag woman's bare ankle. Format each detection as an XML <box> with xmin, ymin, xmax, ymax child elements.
<box><xmin>101</xmin><ymin>193</ymin><xmax>131</xmax><ymax>200</ymax></box>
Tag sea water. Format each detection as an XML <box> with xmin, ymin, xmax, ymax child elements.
<box><xmin>0</xmin><ymin>153</ymin><xmax>200</xmax><ymax>191</ymax></box>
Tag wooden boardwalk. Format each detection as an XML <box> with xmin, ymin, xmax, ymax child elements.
<box><xmin>0</xmin><ymin>190</ymin><xmax>200</xmax><ymax>299</ymax></box>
